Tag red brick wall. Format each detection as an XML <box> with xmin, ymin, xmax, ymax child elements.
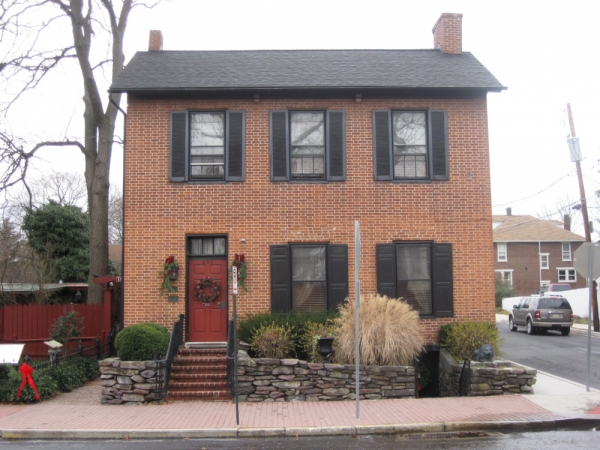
<box><xmin>494</xmin><ymin>242</ymin><xmax>586</xmax><ymax>295</ymax></box>
<box><xmin>123</xmin><ymin>95</ymin><xmax>495</xmax><ymax>345</ymax></box>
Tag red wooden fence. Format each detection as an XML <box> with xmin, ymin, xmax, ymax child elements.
<box><xmin>0</xmin><ymin>298</ymin><xmax>112</xmax><ymax>358</ymax></box>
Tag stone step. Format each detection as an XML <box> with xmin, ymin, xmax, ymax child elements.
<box><xmin>170</xmin><ymin>372</ymin><xmax>227</xmax><ymax>380</ymax></box>
<box><xmin>174</xmin><ymin>356</ymin><xmax>227</xmax><ymax>364</ymax></box>
<box><xmin>171</xmin><ymin>364</ymin><xmax>227</xmax><ymax>372</ymax></box>
<box><xmin>169</xmin><ymin>380</ymin><xmax>228</xmax><ymax>390</ymax></box>
<box><xmin>179</xmin><ymin>347</ymin><xmax>227</xmax><ymax>355</ymax></box>
<box><xmin>165</xmin><ymin>390</ymin><xmax>231</xmax><ymax>402</ymax></box>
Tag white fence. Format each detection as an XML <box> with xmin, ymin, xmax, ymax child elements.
<box><xmin>502</xmin><ymin>285</ymin><xmax>599</xmax><ymax>318</ymax></box>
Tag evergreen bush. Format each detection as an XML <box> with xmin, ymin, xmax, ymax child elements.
<box><xmin>250</xmin><ymin>323</ymin><xmax>295</xmax><ymax>359</ymax></box>
<box><xmin>439</xmin><ymin>321</ymin><xmax>502</xmax><ymax>361</ymax></box>
<box><xmin>114</xmin><ymin>323</ymin><xmax>169</xmax><ymax>361</ymax></box>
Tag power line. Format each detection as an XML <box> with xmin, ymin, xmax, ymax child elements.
<box><xmin>492</xmin><ymin>169</ymin><xmax>576</xmax><ymax>208</ymax></box>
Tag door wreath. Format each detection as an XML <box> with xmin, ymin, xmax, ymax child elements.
<box><xmin>194</xmin><ymin>277</ymin><xmax>220</xmax><ymax>303</ymax></box>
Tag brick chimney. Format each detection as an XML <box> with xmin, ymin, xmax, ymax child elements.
<box><xmin>432</xmin><ymin>13</ymin><xmax>463</xmax><ymax>54</ymax></box>
<box><xmin>564</xmin><ymin>214</ymin><xmax>571</xmax><ymax>231</ymax></box>
<box><xmin>506</xmin><ymin>207</ymin><xmax>512</xmax><ymax>216</ymax></box>
<box><xmin>149</xmin><ymin>30</ymin><xmax>163</xmax><ymax>52</ymax></box>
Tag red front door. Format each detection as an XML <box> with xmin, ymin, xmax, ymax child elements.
<box><xmin>188</xmin><ymin>259</ymin><xmax>228</xmax><ymax>342</ymax></box>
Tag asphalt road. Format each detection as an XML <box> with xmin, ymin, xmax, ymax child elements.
<box><xmin>498</xmin><ymin>319</ymin><xmax>600</xmax><ymax>390</ymax></box>
<box><xmin>0</xmin><ymin>431</ymin><xmax>598</xmax><ymax>450</ymax></box>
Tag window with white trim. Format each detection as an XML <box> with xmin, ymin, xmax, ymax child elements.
<box><xmin>562</xmin><ymin>243</ymin><xmax>571</xmax><ymax>261</ymax></box>
<box><xmin>495</xmin><ymin>270</ymin><xmax>513</xmax><ymax>285</ymax></box>
<box><xmin>557</xmin><ymin>268</ymin><xmax>576</xmax><ymax>282</ymax></box>
<box><xmin>497</xmin><ymin>243</ymin><xmax>507</xmax><ymax>262</ymax></box>
<box><xmin>540</xmin><ymin>254</ymin><xmax>549</xmax><ymax>269</ymax></box>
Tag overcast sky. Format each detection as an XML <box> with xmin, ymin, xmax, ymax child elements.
<box><xmin>9</xmin><ymin>0</ymin><xmax>600</xmax><ymax>236</ymax></box>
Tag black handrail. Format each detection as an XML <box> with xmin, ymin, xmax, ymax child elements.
<box><xmin>459</xmin><ymin>359</ymin><xmax>471</xmax><ymax>396</ymax></box>
<box><xmin>226</xmin><ymin>319</ymin><xmax>235</xmax><ymax>397</ymax></box>
<box><xmin>414</xmin><ymin>357</ymin><xmax>420</xmax><ymax>399</ymax></box>
<box><xmin>155</xmin><ymin>314</ymin><xmax>184</xmax><ymax>400</ymax></box>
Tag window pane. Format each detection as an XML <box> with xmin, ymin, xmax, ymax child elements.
<box><xmin>291</xmin><ymin>112</ymin><xmax>324</xmax><ymax>146</ymax></box>
<box><xmin>190</xmin><ymin>239</ymin><xmax>203</xmax><ymax>255</ymax></box>
<box><xmin>214</xmin><ymin>238</ymin><xmax>226</xmax><ymax>255</ymax></box>
<box><xmin>292</xmin><ymin>246</ymin><xmax>326</xmax><ymax>280</ymax></box>
<box><xmin>393</xmin><ymin>112</ymin><xmax>426</xmax><ymax>146</ymax></box>
<box><xmin>398</xmin><ymin>281</ymin><xmax>431</xmax><ymax>315</ymax></box>
<box><xmin>396</xmin><ymin>244</ymin><xmax>432</xmax><ymax>315</ymax></box>
<box><xmin>292</xmin><ymin>281</ymin><xmax>327</xmax><ymax>312</ymax></box>
<box><xmin>191</xmin><ymin>113</ymin><xmax>224</xmax><ymax>146</ymax></box>
<box><xmin>191</xmin><ymin>165</ymin><xmax>224</xmax><ymax>178</ymax></box>
<box><xmin>191</xmin><ymin>146</ymin><xmax>224</xmax><ymax>156</ymax></box>
<box><xmin>394</xmin><ymin>154</ymin><xmax>427</xmax><ymax>178</ymax></box>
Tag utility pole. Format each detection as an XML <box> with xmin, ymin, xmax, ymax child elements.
<box><xmin>567</xmin><ymin>103</ymin><xmax>599</xmax><ymax>332</ymax></box>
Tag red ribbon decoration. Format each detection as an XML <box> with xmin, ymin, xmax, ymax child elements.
<box><xmin>16</xmin><ymin>363</ymin><xmax>40</xmax><ymax>401</ymax></box>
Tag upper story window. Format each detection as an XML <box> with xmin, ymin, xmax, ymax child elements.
<box><xmin>190</xmin><ymin>113</ymin><xmax>225</xmax><ymax>180</ymax></box>
<box><xmin>393</xmin><ymin>112</ymin><xmax>427</xmax><ymax>179</ymax></box>
<box><xmin>373</xmin><ymin>109</ymin><xmax>447</xmax><ymax>182</ymax></box>
<box><xmin>497</xmin><ymin>243</ymin><xmax>507</xmax><ymax>262</ymax></box>
<box><xmin>562</xmin><ymin>243</ymin><xmax>571</xmax><ymax>261</ymax></box>
<box><xmin>290</xmin><ymin>112</ymin><xmax>325</xmax><ymax>179</ymax></box>
<box><xmin>169</xmin><ymin>110</ymin><xmax>245</xmax><ymax>183</ymax></box>
<box><xmin>540</xmin><ymin>253</ymin><xmax>549</xmax><ymax>269</ymax></box>
<box><xmin>271</xmin><ymin>110</ymin><xmax>345</xmax><ymax>182</ymax></box>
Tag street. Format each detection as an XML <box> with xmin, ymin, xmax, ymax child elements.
<box><xmin>0</xmin><ymin>430</ymin><xmax>598</xmax><ymax>449</ymax></box>
<box><xmin>498</xmin><ymin>319</ymin><xmax>600</xmax><ymax>390</ymax></box>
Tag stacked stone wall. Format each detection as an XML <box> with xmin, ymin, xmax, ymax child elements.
<box><xmin>438</xmin><ymin>349</ymin><xmax>536</xmax><ymax>397</ymax></box>
<box><xmin>99</xmin><ymin>358</ymin><xmax>160</xmax><ymax>404</ymax></box>
<box><xmin>237</xmin><ymin>352</ymin><xmax>415</xmax><ymax>402</ymax></box>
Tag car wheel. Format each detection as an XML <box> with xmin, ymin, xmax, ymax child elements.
<box><xmin>509</xmin><ymin>316</ymin><xmax>517</xmax><ymax>332</ymax></box>
<box><xmin>526</xmin><ymin>319</ymin><xmax>534</xmax><ymax>335</ymax></box>
<box><xmin>561</xmin><ymin>327</ymin><xmax>571</xmax><ymax>336</ymax></box>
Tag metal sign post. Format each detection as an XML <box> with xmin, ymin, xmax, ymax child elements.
<box><xmin>354</xmin><ymin>220</ymin><xmax>361</xmax><ymax>419</ymax></box>
<box><xmin>573</xmin><ymin>242</ymin><xmax>600</xmax><ymax>392</ymax></box>
<box><xmin>232</xmin><ymin>265</ymin><xmax>239</xmax><ymax>424</ymax></box>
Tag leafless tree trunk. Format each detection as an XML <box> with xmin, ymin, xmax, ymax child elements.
<box><xmin>0</xmin><ymin>1</ymin><xmax>154</xmax><ymax>303</ymax></box>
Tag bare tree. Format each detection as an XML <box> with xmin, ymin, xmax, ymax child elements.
<box><xmin>536</xmin><ymin>193</ymin><xmax>583</xmax><ymax>236</ymax></box>
<box><xmin>0</xmin><ymin>1</ymin><xmax>156</xmax><ymax>303</ymax></box>
<box><xmin>108</xmin><ymin>185</ymin><xmax>123</xmax><ymax>244</ymax></box>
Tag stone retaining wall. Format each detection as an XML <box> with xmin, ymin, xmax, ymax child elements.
<box><xmin>237</xmin><ymin>351</ymin><xmax>415</xmax><ymax>402</ymax></box>
<box><xmin>438</xmin><ymin>349</ymin><xmax>536</xmax><ymax>397</ymax></box>
<box><xmin>99</xmin><ymin>358</ymin><xmax>160</xmax><ymax>404</ymax></box>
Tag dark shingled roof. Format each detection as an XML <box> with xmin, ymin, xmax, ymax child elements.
<box><xmin>110</xmin><ymin>49</ymin><xmax>505</xmax><ymax>94</ymax></box>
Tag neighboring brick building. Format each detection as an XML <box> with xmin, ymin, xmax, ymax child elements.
<box><xmin>493</xmin><ymin>210</ymin><xmax>586</xmax><ymax>296</ymax></box>
<box><xmin>110</xmin><ymin>13</ymin><xmax>504</xmax><ymax>345</ymax></box>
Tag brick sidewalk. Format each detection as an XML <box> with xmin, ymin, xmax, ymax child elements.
<box><xmin>0</xmin><ymin>394</ymin><xmax>561</xmax><ymax>431</ymax></box>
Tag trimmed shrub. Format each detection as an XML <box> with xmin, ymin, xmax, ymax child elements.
<box><xmin>238</xmin><ymin>311</ymin><xmax>336</xmax><ymax>359</ymax></box>
<box><xmin>250</xmin><ymin>323</ymin><xmax>296</xmax><ymax>359</ymax></box>
<box><xmin>440</xmin><ymin>321</ymin><xmax>502</xmax><ymax>361</ymax></box>
<box><xmin>114</xmin><ymin>323</ymin><xmax>169</xmax><ymax>361</ymax></box>
<box><xmin>301</xmin><ymin>321</ymin><xmax>336</xmax><ymax>363</ymax></box>
<box><xmin>333</xmin><ymin>294</ymin><xmax>424</xmax><ymax>366</ymax></box>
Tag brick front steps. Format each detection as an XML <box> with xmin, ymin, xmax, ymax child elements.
<box><xmin>165</xmin><ymin>347</ymin><xmax>231</xmax><ymax>401</ymax></box>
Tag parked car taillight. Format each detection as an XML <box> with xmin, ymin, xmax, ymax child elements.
<box><xmin>535</xmin><ymin>310</ymin><xmax>541</xmax><ymax>319</ymax></box>
<box><xmin>571</xmin><ymin>312</ymin><xmax>574</xmax><ymax>320</ymax></box>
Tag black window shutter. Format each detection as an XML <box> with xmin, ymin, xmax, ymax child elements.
<box><xmin>270</xmin><ymin>111</ymin><xmax>289</xmax><ymax>181</ymax></box>
<box><xmin>270</xmin><ymin>245</ymin><xmax>291</xmax><ymax>313</ymax></box>
<box><xmin>327</xmin><ymin>111</ymin><xmax>345</xmax><ymax>181</ymax></box>
<box><xmin>373</xmin><ymin>110</ymin><xmax>392</xmax><ymax>180</ymax></box>
<box><xmin>376</xmin><ymin>244</ymin><xmax>396</xmax><ymax>298</ymax></box>
<box><xmin>327</xmin><ymin>244</ymin><xmax>348</xmax><ymax>312</ymax></box>
<box><xmin>432</xmin><ymin>243</ymin><xmax>453</xmax><ymax>317</ymax></box>
<box><xmin>170</xmin><ymin>111</ymin><xmax>188</xmax><ymax>182</ymax></box>
<box><xmin>226</xmin><ymin>111</ymin><xmax>245</xmax><ymax>181</ymax></box>
<box><xmin>429</xmin><ymin>110</ymin><xmax>448</xmax><ymax>180</ymax></box>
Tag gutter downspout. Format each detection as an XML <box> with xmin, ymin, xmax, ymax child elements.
<box><xmin>109</xmin><ymin>93</ymin><xmax>126</xmax><ymax>330</ymax></box>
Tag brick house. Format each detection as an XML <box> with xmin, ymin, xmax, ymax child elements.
<box><xmin>493</xmin><ymin>210</ymin><xmax>586</xmax><ymax>296</ymax></box>
<box><xmin>110</xmin><ymin>13</ymin><xmax>504</xmax><ymax>346</ymax></box>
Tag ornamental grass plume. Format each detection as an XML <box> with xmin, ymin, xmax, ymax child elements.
<box><xmin>333</xmin><ymin>293</ymin><xmax>424</xmax><ymax>366</ymax></box>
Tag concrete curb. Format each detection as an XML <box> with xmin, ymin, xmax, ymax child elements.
<box><xmin>2</xmin><ymin>418</ymin><xmax>600</xmax><ymax>440</ymax></box>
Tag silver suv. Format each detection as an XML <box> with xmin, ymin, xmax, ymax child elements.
<box><xmin>509</xmin><ymin>295</ymin><xmax>573</xmax><ymax>336</ymax></box>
